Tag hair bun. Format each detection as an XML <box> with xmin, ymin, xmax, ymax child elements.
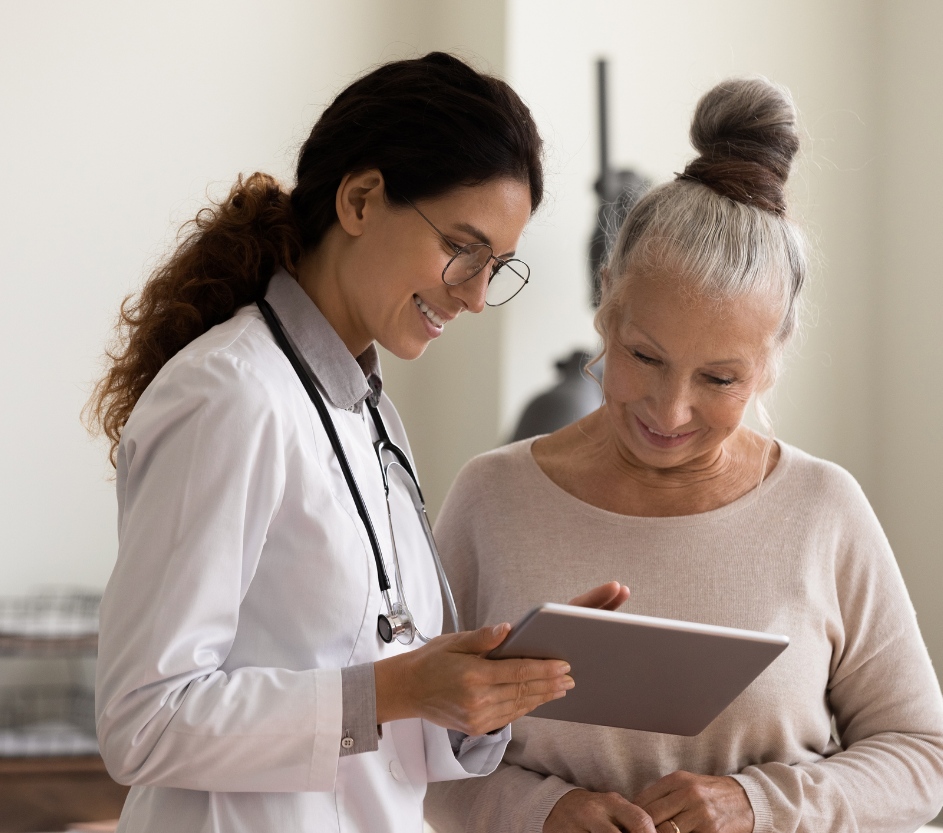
<box><xmin>680</xmin><ymin>77</ymin><xmax>800</xmax><ymax>215</ymax></box>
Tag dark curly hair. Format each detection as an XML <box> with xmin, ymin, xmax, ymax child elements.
<box><xmin>86</xmin><ymin>52</ymin><xmax>544</xmax><ymax>466</ymax></box>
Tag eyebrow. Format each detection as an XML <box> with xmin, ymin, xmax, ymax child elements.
<box><xmin>627</xmin><ymin>324</ymin><xmax>748</xmax><ymax>368</ymax></box>
<box><xmin>449</xmin><ymin>222</ymin><xmax>517</xmax><ymax>259</ymax></box>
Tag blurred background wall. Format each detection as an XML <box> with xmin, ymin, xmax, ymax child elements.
<box><xmin>1</xmin><ymin>0</ymin><xmax>940</xmax><ymax>691</ymax></box>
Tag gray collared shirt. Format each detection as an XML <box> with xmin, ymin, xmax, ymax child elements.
<box><xmin>265</xmin><ymin>269</ymin><xmax>383</xmax><ymax>413</ymax></box>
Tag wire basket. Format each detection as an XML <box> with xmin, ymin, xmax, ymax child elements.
<box><xmin>0</xmin><ymin>590</ymin><xmax>101</xmax><ymax>638</ymax></box>
<box><xmin>0</xmin><ymin>684</ymin><xmax>98</xmax><ymax>756</ymax></box>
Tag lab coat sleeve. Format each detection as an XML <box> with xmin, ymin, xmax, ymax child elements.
<box><xmin>422</xmin><ymin>722</ymin><xmax>511</xmax><ymax>782</ymax></box>
<box><xmin>96</xmin><ymin>350</ymin><xmax>344</xmax><ymax>793</ymax></box>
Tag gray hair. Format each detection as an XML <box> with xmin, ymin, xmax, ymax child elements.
<box><xmin>596</xmin><ymin>77</ymin><xmax>808</xmax><ymax>394</ymax></box>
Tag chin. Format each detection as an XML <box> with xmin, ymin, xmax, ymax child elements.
<box><xmin>386</xmin><ymin>339</ymin><xmax>430</xmax><ymax>362</ymax></box>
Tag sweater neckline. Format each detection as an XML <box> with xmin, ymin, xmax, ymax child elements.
<box><xmin>519</xmin><ymin>437</ymin><xmax>795</xmax><ymax>528</ymax></box>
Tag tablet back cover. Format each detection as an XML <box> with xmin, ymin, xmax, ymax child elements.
<box><xmin>489</xmin><ymin>603</ymin><xmax>788</xmax><ymax>736</ymax></box>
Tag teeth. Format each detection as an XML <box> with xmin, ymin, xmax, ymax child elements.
<box><xmin>648</xmin><ymin>427</ymin><xmax>681</xmax><ymax>438</ymax></box>
<box><xmin>414</xmin><ymin>295</ymin><xmax>445</xmax><ymax>328</ymax></box>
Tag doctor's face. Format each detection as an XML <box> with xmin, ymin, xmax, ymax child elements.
<box><xmin>347</xmin><ymin>177</ymin><xmax>532</xmax><ymax>361</ymax></box>
<box><xmin>602</xmin><ymin>266</ymin><xmax>779</xmax><ymax>472</ymax></box>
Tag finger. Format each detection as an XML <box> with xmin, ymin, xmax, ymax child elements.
<box><xmin>567</xmin><ymin>581</ymin><xmax>630</xmax><ymax>610</ymax></box>
<box><xmin>490</xmin><ymin>673</ymin><xmax>575</xmax><ymax>706</ymax></box>
<box><xmin>609</xmin><ymin>800</ymin><xmax>657</xmax><ymax>833</ymax></box>
<box><xmin>448</xmin><ymin>622</ymin><xmax>511</xmax><ymax>655</ymax></box>
<box><xmin>486</xmin><ymin>657</ymin><xmax>572</xmax><ymax>685</ymax></box>
<box><xmin>491</xmin><ymin>682</ymin><xmax>575</xmax><ymax>724</ymax></box>
<box><xmin>643</xmin><ymin>794</ymin><xmax>695</xmax><ymax>830</ymax></box>
<box><xmin>598</xmin><ymin>584</ymin><xmax>630</xmax><ymax>611</ymax></box>
<box><xmin>633</xmin><ymin>772</ymin><xmax>686</xmax><ymax>809</ymax></box>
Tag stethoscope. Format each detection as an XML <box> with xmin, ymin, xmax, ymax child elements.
<box><xmin>257</xmin><ymin>298</ymin><xmax>460</xmax><ymax>644</ymax></box>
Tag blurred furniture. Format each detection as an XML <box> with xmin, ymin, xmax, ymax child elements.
<box><xmin>508</xmin><ymin>351</ymin><xmax>603</xmax><ymax>443</ymax></box>
<box><xmin>0</xmin><ymin>593</ymin><xmax>128</xmax><ymax>833</ymax></box>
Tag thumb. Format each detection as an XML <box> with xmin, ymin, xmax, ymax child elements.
<box><xmin>450</xmin><ymin>622</ymin><xmax>511</xmax><ymax>656</ymax></box>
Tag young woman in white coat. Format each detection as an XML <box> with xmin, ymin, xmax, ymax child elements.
<box><xmin>87</xmin><ymin>53</ymin><xmax>591</xmax><ymax>833</ymax></box>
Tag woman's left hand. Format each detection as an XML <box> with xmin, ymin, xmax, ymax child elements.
<box><xmin>632</xmin><ymin>771</ymin><xmax>754</xmax><ymax>833</ymax></box>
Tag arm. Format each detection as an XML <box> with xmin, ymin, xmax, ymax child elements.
<box><xmin>634</xmin><ymin>476</ymin><xmax>943</xmax><ymax>833</ymax></box>
<box><xmin>425</xmin><ymin>761</ymin><xmax>580</xmax><ymax>833</ymax></box>
<box><xmin>96</xmin><ymin>352</ymin><xmax>345</xmax><ymax>792</ymax></box>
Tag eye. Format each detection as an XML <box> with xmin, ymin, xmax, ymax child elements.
<box><xmin>632</xmin><ymin>350</ymin><xmax>659</xmax><ymax>365</ymax></box>
<box><xmin>705</xmin><ymin>374</ymin><xmax>735</xmax><ymax>387</ymax></box>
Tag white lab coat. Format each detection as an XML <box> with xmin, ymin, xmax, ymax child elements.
<box><xmin>96</xmin><ymin>274</ymin><xmax>508</xmax><ymax>832</ymax></box>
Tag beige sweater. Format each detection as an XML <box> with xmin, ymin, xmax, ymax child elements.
<box><xmin>424</xmin><ymin>439</ymin><xmax>943</xmax><ymax>833</ymax></box>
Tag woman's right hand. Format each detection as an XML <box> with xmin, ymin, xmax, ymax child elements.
<box><xmin>374</xmin><ymin>623</ymin><xmax>574</xmax><ymax>735</ymax></box>
<box><xmin>544</xmin><ymin>789</ymin><xmax>657</xmax><ymax>833</ymax></box>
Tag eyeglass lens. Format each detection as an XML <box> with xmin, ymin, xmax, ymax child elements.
<box><xmin>443</xmin><ymin>245</ymin><xmax>529</xmax><ymax>306</ymax></box>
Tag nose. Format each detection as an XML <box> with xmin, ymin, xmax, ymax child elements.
<box><xmin>448</xmin><ymin>268</ymin><xmax>489</xmax><ymax>314</ymax></box>
<box><xmin>649</xmin><ymin>376</ymin><xmax>693</xmax><ymax>432</ymax></box>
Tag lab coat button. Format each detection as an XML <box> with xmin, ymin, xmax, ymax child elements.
<box><xmin>341</xmin><ymin>735</ymin><xmax>354</xmax><ymax>749</ymax></box>
<box><xmin>389</xmin><ymin>759</ymin><xmax>406</xmax><ymax>781</ymax></box>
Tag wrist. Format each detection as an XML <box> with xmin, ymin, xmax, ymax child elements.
<box><xmin>374</xmin><ymin>653</ymin><xmax>416</xmax><ymax>725</ymax></box>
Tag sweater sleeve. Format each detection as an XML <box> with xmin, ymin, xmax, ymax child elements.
<box><xmin>731</xmin><ymin>471</ymin><xmax>943</xmax><ymax>832</ymax></box>
<box><xmin>425</xmin><ymin>761</ymin><xmax>579</xmax><ymax>833</ymax></box>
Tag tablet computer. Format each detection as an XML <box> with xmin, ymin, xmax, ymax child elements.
<box><xmin>487</xmin><ymin>603</ymin><xmax>788</xmax><ymax>736</ymax></box>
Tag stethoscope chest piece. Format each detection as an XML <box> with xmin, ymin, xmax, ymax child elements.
<box><xmin>377</xmin><ymin>608</ymin><xmax>415</xmax><ymax>644</ymax></box>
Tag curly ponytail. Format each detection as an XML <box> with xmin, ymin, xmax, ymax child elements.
<box><xmin>86</xmin><ymin>172</ymin><xmax>302</xmax><ymax>466</ymax></box>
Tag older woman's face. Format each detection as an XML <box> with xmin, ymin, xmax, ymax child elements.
<box><xmin>603</xmin><ymin>267</ymin><xmax>779</xmax><ymax>471</ymax></box>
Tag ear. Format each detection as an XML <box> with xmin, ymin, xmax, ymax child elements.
<box><xmin>335</xmin><ymin>169</ymin><xmax>386</xmax><ymax>237</ymax></box>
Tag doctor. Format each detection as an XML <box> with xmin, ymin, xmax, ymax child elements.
<box><xmin>88</xmin><ymin>53</ymin><xmax>582</xmax><ymax>832</ymax></box>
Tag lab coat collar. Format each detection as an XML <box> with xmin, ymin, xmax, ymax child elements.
<box><xmin>264</xmin><ymin>269</ymin><xmax>383</xmax><ymax>411</ymax></box>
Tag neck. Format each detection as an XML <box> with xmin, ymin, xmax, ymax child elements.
<box><xmin>568</xmin><ymin>410</ymin><xmax>769</xmax><ymax>516</ymax></box>
<box><xmin>295</xmin><ymin>231</ymin><xmax>370</xmax><ymax>358</ymax></box>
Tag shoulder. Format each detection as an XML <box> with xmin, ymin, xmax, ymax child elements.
<box><xmin>136</xmin><ymin>306</ymin><xmax>292</xmax><ymax>410</ymax></box>
<box><xmin>437</xmin><ymin>440</ymin><xmax>538</xmax><ymax>532</ymax></box>
<box><xmin>775</xmin><ymin>441</ymin><xmax>871</xmax><ymax>514</ymax></box>
<box><xmin>450</xmin><ymin>439</ymin><xmax>539</xmax><ymax>497</ymax></box>
<box><xmin>122</xmin><ymin>306</ymin><xmax>301</xmax><ymax>452</ymax></box>
<box><xmin>773</xmin><ymin>443</ymin><xmax>892</xmax><ymax>575</ymax></box>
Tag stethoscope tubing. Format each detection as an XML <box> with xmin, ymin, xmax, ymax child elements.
<box><xmin>257</xmin><ymin>298</ymin><xmax>460</xmax><ymax>643</ymax></box>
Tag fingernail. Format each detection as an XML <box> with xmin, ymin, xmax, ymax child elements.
<box><xmin>557</xmin><ymin>663</ymin><xmax>571</xmax><ymax>674</ymax></box>
<box><xmin>492</xmin><ymin>623</ymin><xmax>508</xmax><ymax>637</ymax></box>
<box><xmin>562</xmin><ymin>677</ymin><xmax>575</xmax><ymax>689</ymax></box>
<box><xmin>553</xmin><ymin>689</ymin><xmax>567</xmax><ymax>699</ymax></box>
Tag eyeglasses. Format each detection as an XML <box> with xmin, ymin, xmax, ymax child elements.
<box><xmin>404</xmin><ymin>198</ymin><xmax>530</xmax><ymax>306</ymax></box>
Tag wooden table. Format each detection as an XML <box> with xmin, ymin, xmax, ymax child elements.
<box><xmin>0</xmin><ymin>755</ymin><xmax>128</xmax><ymax>833</ymax></box>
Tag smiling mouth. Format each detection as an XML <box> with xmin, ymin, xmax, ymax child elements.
<box><xmin>636</xmin><ymin>416</ymin><xmax>697</xmax><ymax>447</ymax></box>
<box><xmin>414</xmin><ymin>295</ymin><xmax>446</xmax><ymax>328</ymax></box>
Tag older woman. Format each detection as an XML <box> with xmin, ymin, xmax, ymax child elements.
<box><xmin>424</xmin><ymin>78</ymin><xmax>943</xmax><ymax>833</ymax></box>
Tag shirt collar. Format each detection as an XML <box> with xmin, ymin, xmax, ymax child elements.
<box><xmin>264</xmin><ymin>269</ymin><xmax>383</xmax><ymax>411</ymax></box>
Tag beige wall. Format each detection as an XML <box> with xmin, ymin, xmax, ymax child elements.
<box><xmin>873</xmin><ymin>0</ymin><xmax>943</xmax><ymax>681</ymax></box>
